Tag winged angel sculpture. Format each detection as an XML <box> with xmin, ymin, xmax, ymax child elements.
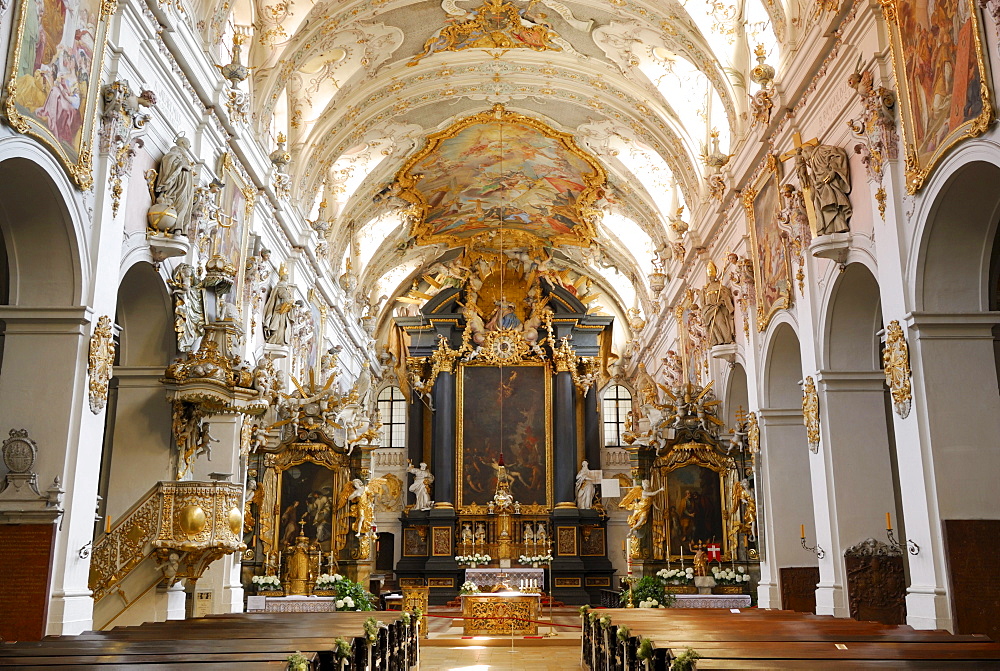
<box><xmin>618</xmin><ymin>479</ymin><xmax>664</xmax><ymax>533</ymax></box>
<box><xmin>335</xmin><ymin>476</ymin><xmax>400</xmax><ymax>539</ymax></box>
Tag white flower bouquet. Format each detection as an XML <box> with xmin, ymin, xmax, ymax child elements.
<box><xmin>711</xmin><ymin>566</ymin><xmax>752</xmax><ymax>585</ymax></box>
<box><xmin>637</xmin><ymin>597</ymin><xmax>668</xmax><ymax>609</ymax></box>
<box><xmin>251</xmin><ymin>575</ymin><xmax>282</xmax><ymax>592</ymax></box>
<box><xmin>456</xmin><ymin>553</ymin><xmax>492</xmax><ymax>566</ymax></box>
<box><xmin>315</xmin><ymin>573</ymin><xmax>344</xmax><ymax>589</ymax></box>
<box><xmin>335</xmin><ymin>596</ymin><xmax>357</xmax><ymax>610</ymax></box>
<box><xmin>517</xmin><ymin>553</ymin><xmax>553</xmax><ymax>565</ymax></box>
<box><xmin>656</xmin><ymin>567</ymin><xmax>695</xmax><ymax>585</ymax></box>
<box><xmin>459</xmin><ymin>580</ymin><xmax>479</xmax><ymax>595</ymax></box>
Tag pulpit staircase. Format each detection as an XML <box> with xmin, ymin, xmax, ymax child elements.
<box><xmin>88</xmin><ymin>480</ymin><xmax>245</xmax><ymax>630</ymax></box>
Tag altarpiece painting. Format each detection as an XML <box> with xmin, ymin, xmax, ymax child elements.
<box><xmin>457</xmin><ymin>363</ymin><xmax>552</xmax><ymax>509</ymax></box>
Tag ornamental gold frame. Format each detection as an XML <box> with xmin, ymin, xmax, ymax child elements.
<box><xmin>650</xmin><ymin>446</ymin><xmax>734</xmax><ymax>562</ymax></box>
<box><xmin>744</xmin><ymin>153</ymin><xmax>792</xmax><ymax>333</ymax></box>
<box><xmin>879</xmin><ymin>0</ymin><xmax>993</xmax><ymax>193</ymax></box>
<box><xmin>3</xmin><ymin>0</ymin><xmax>116</xmax><ymax>188</ymax></box>
<box><xmin>455</xmin><ymin>361</ymin><xmax>553</xmax><ymax>512</ymax></box>
<box><xmin>392</xmin><ymin>105</ymin><xmax>605</xmax><ymax>250</ymax></box>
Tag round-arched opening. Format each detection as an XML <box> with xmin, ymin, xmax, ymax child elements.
<box><xmin>764</xmin><ymin>323</ymin><xmax>803</xmax><ymax>408</ymax></box>
<box><xmin>825</xmin><ymin>263</ymin><xmax>882</xmax><ymax>371</ymax></box>
<box><xmin>0</xmin><ymin>157</ymin><xmax>80</xmax><ymax>307</ymax></box>
<box><xmin>916</xmin><ymin>160</ymin><xmax>1000</xmax><ymax>313</ymax></box>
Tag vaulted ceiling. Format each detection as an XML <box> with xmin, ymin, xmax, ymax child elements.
<box><xmin>195</xmin><ymin>0</ymin><xmax>785</xmax><ymax>339</ymax></box>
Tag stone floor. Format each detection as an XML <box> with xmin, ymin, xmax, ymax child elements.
<box><xmin>417</xmin><ymin>642</ymin><xmax>582</xmax><ymax>670</ymax></box>
<box><xmin>417</xmin><ymin>606</ymin><xmax>583</xmax><ymax>670</ymax></box>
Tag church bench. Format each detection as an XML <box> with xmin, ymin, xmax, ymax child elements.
<box><xmin>693</xmin><ymin>660</ymin><xmax>1000</xmax><ymax>669</ymax></box>
<box><xmin>0</xmin><ymin>651</ymin><xmax>317</xmax><ymax>665</ymax></box>
<box><xmin>6</xmin><ymin>663</ymin><xmax>290</xmax><ymax>670</ymax></box>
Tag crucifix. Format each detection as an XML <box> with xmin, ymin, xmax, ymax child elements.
<box><xmin>779</xmin><ymin>132</ymin><xmax>820</xmax><ymax>237</ymax></box>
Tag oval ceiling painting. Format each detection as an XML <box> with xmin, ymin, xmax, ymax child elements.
<box><xmin>395</xmin><ymin>105</ymin><xmax>606</xmax><ymax>249</ymax></box>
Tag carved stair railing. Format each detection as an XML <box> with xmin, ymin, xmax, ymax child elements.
<box><xmin>89</xmin><ymin>480</ymin><xmax>246</xmax><ymax>627</ymax></box>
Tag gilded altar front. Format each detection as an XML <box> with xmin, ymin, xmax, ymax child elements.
<box><xmin>461</xmin><ymin>592</ymin><xmax>540</xmax><ymax>636</ymax></box>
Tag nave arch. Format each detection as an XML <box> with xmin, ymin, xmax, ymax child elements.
<box><xmin>98</xmin><ymin>262</ymin><xmax>176</xmax><ymax>522</ymax></box>
<box><xmin>901</xmin><ymin>157</ymin><xmax>1000</xmax><ymax>637</ymax></box>
<box><xmin>754</xmin><ymin>319</ymin><xmax>816</xmax><ymax>611</ymax></box>
<box><xmin>812</xmin><ymin>262</ymin><xmax>901</xmax><ymax>619</ymax></box>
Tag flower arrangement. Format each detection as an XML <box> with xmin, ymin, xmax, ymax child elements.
<box><xmin>711</xmin><ymin>565</ymin><xmax>752</xmax><ymax>586</ymax></box>
<box><xmin>517</xmin><ymin>553</ymin><xmax>553</xmax><ymax>566</ymax></box>
<box><xmin>314</xmin><ymin>572</ymin><xmax>343</xmax><ymax>589</ymax></box>
<box><xmin>456</xmin><ymin>553</ymin><xmax>491</xmax><ymax>567</ymax></box>
<box><xmin>624</xmin><ymin>575</ymin><xmax>676</xmax><ymax>608</ymax></box>
<box><xmin>363</xmin><ymin>617</ymin><xmax>382</xmax><ymax>645</ymax></box>
<box><xmin>459</xmin><ymin>580</ymin><xmax>479</xmax><ymax>595</ymax></box>
<box><xmin>333</xmin><ymin>637</ymin><xmax>352</xmax><ymax>661</ymax></box>
<box><xmin>656</xmin><ymin>567</ymin><xmax>695</xmax><ymax>585</ymax></box>
<box><xmin>317</xmin><ymin>574</ymin><xmax>375</xmax><ymax>610</ymax></box>
<box><xmin>252</xmin><ymin>575</ymin><xmax>282</xmax><ymax>592</ymax></box>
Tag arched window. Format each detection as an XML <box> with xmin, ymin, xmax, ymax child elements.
<box><xmin>377</xmin><ymin>386</ymin><xmax>406</xmax><ymax>449</ymax></box>
<box><xmin>601</xmin><ymin>384</ymin><xmax>633</xmax><ymax>448</ymax></box>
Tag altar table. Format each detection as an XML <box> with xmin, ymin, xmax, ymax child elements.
<box><xmin>460</xmin><ymin>591</ymin><xmax>541</xmax><ymax>636</ymax></box>
<box><xmin>249</xmin><ymin>595</ymin><xmax>339</xmax><ymax>613</ymax></box>
<box><xmin>465</xmin><ymin>567</ymin><xmax>544</xmax><ymax>589</ymax></box>
<box><xmin>672</xmin><ymin>593</ymin><xmax>752</xmax><ymax>609</ymax></box>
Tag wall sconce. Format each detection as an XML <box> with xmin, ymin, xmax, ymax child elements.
<box><xmin>800</xmin><ymin>524</ymin><xmax>825</xmax><ymax>559</ymax></box>
<box><xmin>885</xmin><ymin>513</ymin><xmax>919</xmax><ymax>555</ymax></box>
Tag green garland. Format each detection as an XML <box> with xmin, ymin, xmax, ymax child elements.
<box><xmin>286</xmin><ymin>651</ymin><xmax>310</xmax><ymax>670</ymax></box>
<box><xmin>670</xmin><ymin>647</ymin><xmax>701</xmax><ymax>670</ymax></box>
<box><xmin>333</xmin><ymin>637</ymin><xmax>352</xmax><ymax>660</ymax></box>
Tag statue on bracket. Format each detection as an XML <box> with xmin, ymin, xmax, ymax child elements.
<box><xmin>262</xmin><ymin>266</ymin><xmax>295</xmax><ymax>345</ymax></box>
<box><xmin>702</xmin><ymin>261</ymin><xmax>735</xmax><ymax>346</ymax></box>
<box><xmin>620</xmin><ymin>479</ymin><xmax>664</xmax><ymax>532</ymax></box>
<box><xmin>151</xmin><ymin>136</ymin><xmax>196</xmax><ymax>236</ymax></box>
<box><xmin>796</xmin><ymin>143</ymin><xmax>853</xmax><ymax>235</ymax></box>
<box><xmin>168</xmin><ymin>263</ymin><xmax>205</xmax><ymax>353</ymax></box>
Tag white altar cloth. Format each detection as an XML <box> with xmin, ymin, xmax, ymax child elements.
<box><xmin>249</xmin><ymin>595</ymin><xmax>340</xmax><ymax>613</ymax></box>
<box><xmin>672</xmin><ymin>594</ymin><xmax>752</xmax><ymax>609</ymax></box>
<box><xmin>465</xmin><ymin>567</ymin><xmax>544</xmax><ymax>589</ymax></box>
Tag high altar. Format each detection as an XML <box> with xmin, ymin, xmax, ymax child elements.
<box><xmin>392</xmin><ymin>235</ymin><xmax>617</xmax><ymax>605</ymax></box>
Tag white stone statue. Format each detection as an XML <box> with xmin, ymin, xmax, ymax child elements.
<box><xmin>535</xmin><ymin>523</ymin><xmax>547</xmax><ymax>544</ymax></box>
<box><xmin>702</xmin><ymin>261</ymin><xmax>735</xmax><ymax>347</ymax></box>
<box><xmin>168</xmin><ymin>263</ymin><xmax>205</xmax><ymax>352</ymax></box>
<box><xmin>262</xmin><ymin>267</ymin><xmax>295</xmax><ymax>345</ymax></box>
<box><xmin>798</xmin><ymin>143</ymin><xmax>853</xmax><ymax>235</ymax></box>
<box><xmin>154</xmin><ymin>136</ymin><xmax>196</xmax><ymax>235</ymax></box>
<box><xmin>575</xmin><ymin>460</ymin><xmax>600</xmax><ymax>509</ymax></box>
<box><xmin>406</xmin><ymin>461</ymin><xmax>434</xmax><ymax>511</ymax></box>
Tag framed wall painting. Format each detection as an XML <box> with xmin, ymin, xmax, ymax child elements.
<box><xmin>744</xmin><ymin>153</ymin><xmax>792</xmax><ymax>332</ymax></box>
<box><xmin>456</xmin><ymin>362</ymin><xmax>553</xmax><ymax>511</ymax></box>
<box><xmin>880</xmin><ymin>0</ymin><xmax>993</xmax><ymax>193</ymax></box>
<box><xmin>3</xmin><ymin>0</ymin><xmax>115</xmax><ymax>188</ymax></box>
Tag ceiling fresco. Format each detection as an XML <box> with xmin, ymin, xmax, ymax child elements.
<box><xmin>395</xmin><ymin>105</ymin><xmax>605</xmax><ymax>248</ymax></box>
<box><xmin>196</xmin><ymin>0</ymin><xmax>788</xmax><ymax>342</ymax></box>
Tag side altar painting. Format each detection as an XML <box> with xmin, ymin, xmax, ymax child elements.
<box><xmin>458</xmin><ymin>364</ymin><xmax>551</xmax><ymax>509</ymax></box>
<box><xmin>745</xmin><ymin>154</ymin><xmax>792</xmax><ymax>332</ymax></box>
<box><xmin>4</xmin><ymin>0</ymin><xmax>112</xmax><ymax>188</ymax></box>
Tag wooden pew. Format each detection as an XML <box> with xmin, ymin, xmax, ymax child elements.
<box><xmin>580</xmin><ymin>608</ymin><xmax>1000</xmax><ymax>671</ymax></box>
<box><xmin>0</xmin><ymin>611</ymin><xmax>419</xmax><ymax>671</ymax></box>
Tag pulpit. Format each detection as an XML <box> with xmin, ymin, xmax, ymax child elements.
<box><xmin>460</xmin><ymin>591</ymin><xmax>541</xmax><ymax>636</ymax></box>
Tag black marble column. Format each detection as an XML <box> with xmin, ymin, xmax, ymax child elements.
<box><xmin>431</xmin><ymin>370</ymin><xmax>455</xmax><ymax>504</ymax></box>
<box><xmin>584</xmin><ymin>384</ymin><xmax>600</xmax><ymax>466</ymax></box>
<box><xmin>405</xmin><ymin>398</ymin><xmax>424</xmax><ymax>507</ymax></box>
<box><xmin>554</xmin><ymin>370</ymin><xmax>577</xmax><ymax>504</ymax></box>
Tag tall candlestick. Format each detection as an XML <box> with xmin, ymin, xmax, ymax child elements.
<box><xmin>885</xmin><ymin>513</ymin><xmax>892</xmax><ymax>530</ymax></box>
<box><xmin>800</xmin><ymin>524</ymin><xmax>805</xmax><ymax>539</ymax></box>
<box><xmin>104</xmin><ymin>515</ymin><xmax>112</xmax><ymax>535</ymax></box>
